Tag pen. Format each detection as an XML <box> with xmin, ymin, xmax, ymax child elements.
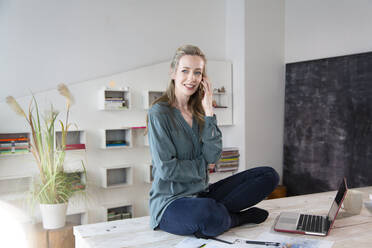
<box><xmin>244</xmin><ymin>240</ymin><xmax>281</xmax><ymax>246</ymax></box>
<box><xmin>211</xmin><ymin>236</ymin><xmax>281</xmax><ymax>247</ymax></box>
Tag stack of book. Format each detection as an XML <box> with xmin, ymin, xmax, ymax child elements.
<box><xmin>216</xmin><ymin>147</ymin><xmax>239</xmax><ymax>172</ymax></box>
<box><xmin>107</xmin><ymin>210</ymin><xmax>132</xmax><ymax>222</ymax></box>
<box><xmin>104</xmin><ymin>97</ymin><xmax>128</xmax><ymax>109</ymax></box>
<box><xmin>0</xmin><ymin>137</ymin><xmax>30</xmax><ymax>155</ymax></box>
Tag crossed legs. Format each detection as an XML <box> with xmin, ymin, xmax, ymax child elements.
<box><xmin>158</xmin><ymin>166</ymin><xmax>279</xmax><ymax>237</ymax></box>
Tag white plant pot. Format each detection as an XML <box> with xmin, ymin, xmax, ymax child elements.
<box><xmin>39</xmin><ymin>202</ymin><xmax>68</xmax><ymax>229</ymax></box>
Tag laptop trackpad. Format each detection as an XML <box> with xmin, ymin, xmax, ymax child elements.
<box><xmin>275</xmin><ymin>212</ymin><xmax>299</xmax><ymax>230</ymax></box>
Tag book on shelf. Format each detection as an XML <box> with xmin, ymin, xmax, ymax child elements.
<box><xmin>0</xmin><ymin>149</ymin><xmax>29</xmax><ymax>155</ymax></box>
<box><xmin>106</xmin><ymin>140</ymin><xmax>128</xmax><ymax>147</ymax></box>
<box><xmin>65</xmin><ymin>143</ymin><xmax>86</xmax><ymax>150</ymax></box>
<box><xmin>219</xmin><ymin>157</ymin><xmax>239</xmax><ymax>162</ymax></box>
<box><xmin>131</xmin><ymin>126</ymin><xmax>146</xmax><ymax>129</ymax></box>
<box><xmin>0</xmin><ymin>137</ymin><xmax>29</xmax><ymax>142</ymax></box>
<box><xmin>105</xmin><ymin>97</ymin><xmax>124</xmax><ymax>101</ymax></box>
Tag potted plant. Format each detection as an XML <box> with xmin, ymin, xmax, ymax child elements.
<box><xmin>6</xmin><ymin>84</ymin><xmax>85</xmax><ymax>229</ymax></box>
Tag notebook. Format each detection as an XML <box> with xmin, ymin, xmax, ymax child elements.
<box><xmin>274</xmin><ymin>178</ymin><xmax>348</xmax><ymax>236</ymax></box>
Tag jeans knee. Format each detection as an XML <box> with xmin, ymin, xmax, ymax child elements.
<box><xmin>197</xmin><ymin>199</ymin><xmax>230</xmax><ymax>235</ymax></box>
<box><xmin>264</xmin><ymin>166</ymin><xmax>280</xmax><ymax>189</ymax></box>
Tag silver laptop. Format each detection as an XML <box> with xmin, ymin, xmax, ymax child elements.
<box><xmin>274</xmin><ymin>178</ymin><xmax>348</xmax><ymax>236</ymax></box>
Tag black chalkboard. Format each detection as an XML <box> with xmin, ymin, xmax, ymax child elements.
<box><xmin>284</xmin><ymin>52</ymin><xmax>372</xmax><ymax>196</ymax></box>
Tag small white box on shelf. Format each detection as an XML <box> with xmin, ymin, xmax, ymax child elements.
<box><xmin>67</xmin><ymin>194</ymin><xmax>88</xmax><ymax>225</ymax></box>
<box><xmin>100</xmin><ymin>164</ymin><xmax>133</xmax><ymax>188</ymax></box>
<box><xmin>0</xmin><ymin>174</ymin><xmax>33</xmax><ymax>203</ymax></box>
<box><xmin>131</xmin><ymin>126</ymin><xmax>147</xmax><ymax>147</ymax></box>
<box><xmin>102</xmin><ymin>202</ymin><xmax>133</xmax><ymax>222</ymax></box>
<box><xmin>143</xmin><ymin>90</ymin><xmax>164</xmax><ymax>109</ymax></box>
<box><xmin>99</xmin><ymin>87</ymin><xmax>131</xmax><ymax>110</ymax></box>
<box><xmin>101</xmin><ymin>128</ymin><xmax>132</xmax><ymax>149</ymax></box>
<box><xmin>56</xmin><ymin>130</ymin><xmax>86</xmax><ymax>150</ymax></box>
<box><xmin>66</xmin><ymin>211</ymin><xmax>88</xmax><ymax>225</ymax></box>
<box><xmin>144</xmin><ymin>163</ymin><xmax>153</xmax><ymax>183</ymax></box>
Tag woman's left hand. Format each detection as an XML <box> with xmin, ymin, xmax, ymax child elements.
<box><xmin>201</xmin><ymin>77</ymin><xmax>214</xmax><ymax>116</ymax></box>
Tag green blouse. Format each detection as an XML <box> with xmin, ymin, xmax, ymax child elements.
<box><xmin>148</xmin><ymin>102</ymin><xmax>222</xmax><ymax>229</ymax></box>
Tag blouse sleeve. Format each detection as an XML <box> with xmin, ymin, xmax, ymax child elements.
<box><xmin>148</xmin><ymin>111</ymin><xmax>205</xmax><ymax>183</ymax></box>
<box><xmin>201</xmin><ymin>115</ymin><xmax>222</xmax><ymax>164</ymax></box>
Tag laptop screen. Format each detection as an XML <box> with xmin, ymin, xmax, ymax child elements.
<box><xmin>327</xmin><ymin>178</ymin><xmax>347</xmax><ymax>221</ymax></box>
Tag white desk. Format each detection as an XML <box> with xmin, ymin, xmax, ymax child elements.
<box><xmin>74</xmin><ymin>187</ymin><xmax>372</xmax><ymax>248</ymax></box>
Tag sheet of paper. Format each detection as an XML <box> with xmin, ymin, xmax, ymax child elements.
<box><xmin>175</xmin><ymin>232</ymin><xmax>334</xmax><ymax>248</ymax></box>
<box><xmin>256</xmin><ymin>232</ymin><xmax>334</xmax><ymax>248</ymax></box>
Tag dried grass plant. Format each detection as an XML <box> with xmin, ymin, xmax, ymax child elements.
<box><xmin>6</xmin><ymin>84</ymin><xmax>85</xmax><ymax>204</ymax></box>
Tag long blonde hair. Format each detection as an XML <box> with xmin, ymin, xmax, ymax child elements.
<box><xmin>146</xmin><ymin>45</ymin><xmax>207</xmax><ymax>132</ymax></box>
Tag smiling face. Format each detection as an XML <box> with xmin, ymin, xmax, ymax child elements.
<box><xmin>172</xmin><ymin>55</ymin><xmax>205</xmax><ymax>99</ymax></box>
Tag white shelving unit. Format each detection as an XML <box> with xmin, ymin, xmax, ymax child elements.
<box><xmin>144</xmin><ymin>163</ymin><xmax>153</xmax><ymax>183</ymax></box>
<box><xmin>56</xmin><ymin>130</ymin><xmax>86</xmax><ymax>150</ymax></box>
<box><xmin>101</xmin><ymin>128</ymin><xmax>132</xmax><ymax>149</ymax></box>
<box><xmin>100</xmin><ymin>164</ymin><xmax>133</xmax><ymax>188</ymax></box>
<box><xmin>102</xmin><ymin>202</ymin><xmax>133</xmax><ymax>222</ymax></box>
<box><xmin>143</xmin><ymin>90</ymin><xmax>164</xmax><ymax>109</ymax></box>
<box><xmin>99</xmin><ymin>87</ymin><xmax>131</xmax><ymax>110</ymax></box>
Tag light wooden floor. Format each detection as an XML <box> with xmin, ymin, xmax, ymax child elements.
<box><xmin>74</xmin><ymin>186</ymin><xmax>372</xmax><ymax>248</ymax></box>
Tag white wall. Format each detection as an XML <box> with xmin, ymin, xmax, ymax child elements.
<box><xmin>245</xmin><ymin>0</ymin><xmax>285</xmax><ymax>179</ymax></box>
<box><xmin>222</xmin><ymin>0</ymin><xmax>246</xmax><ymax>170</ymax></box>
<box><xmin>0</xmin><ymin>0</ymin><xmax>226</xmax><ymax>100</ymax></box>
<box><xmin>285</xmin><ymin>0</ymin><xmax>372</xmax><ymax>63</ymax></box>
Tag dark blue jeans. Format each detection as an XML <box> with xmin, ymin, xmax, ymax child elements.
<box><xmin>158</xmin><ymin>166</ymin><xmax>279</xmax><ymax>237</ymax></box>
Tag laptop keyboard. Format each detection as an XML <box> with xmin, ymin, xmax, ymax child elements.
<box><xmin>296</xmin><ymin>214</ymin><xmax>324</xmax><ymax>233</ymax></box>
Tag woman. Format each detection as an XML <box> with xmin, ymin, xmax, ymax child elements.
<box><xmin>147</xmin><ymin>45</ymin><xmax>279</xmax><ymax>238</ymax></box>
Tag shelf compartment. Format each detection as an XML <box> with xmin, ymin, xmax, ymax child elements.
<box><xmin>100</xmin><ymin>164</ymin><xmax>133</xmax><ymax>188</ymax></box>
<box><xmin>212</xmin><ymin>89</ymin><xmax>228</xmax><ymax>109</ymax></box>
<box><xmin>56</xmin><ymin>130</ymin><xmax>86</xmax><ymax>150</ymax></box>
<box><xmin>0</xmin><ymin>132</ymin><xmax>31</xmax><ymax>156</ymax></box>
<box><xmin>143</xmin><ymin>90</ymin><xmax>164</xmax><ymax>109</ymax></box>
<box><xmin>66</xmin><ymin>211</ymin><xmax>88</xmax><ymax>225</ymax></box>
<box><xmin>66</xmin><ymin>171</ymin><xmax>86</xmax><ymax>192</ymax></box>
<box><xmin>101</xmin><ymin>128</ymin><xmax>132</xmax><ymax>149</ymax></box>
<box><xmin>106</xmin><ymin>205</ymin><xmax>133</xmax><ymax>222</ymax></box>
<box><xmin>0</xmin><ymin>175</ymin><xmax>33</xmax><ymax>202</ymax></box>
<box><xmin>131</xmin><ymin>126</ymin><xmax>147</xmax><ymax>147</ymax></box>
<box><xmin>99</xmin><ymin>87</ymin><xmax>131</xmax><ymax>110</ymax></box>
